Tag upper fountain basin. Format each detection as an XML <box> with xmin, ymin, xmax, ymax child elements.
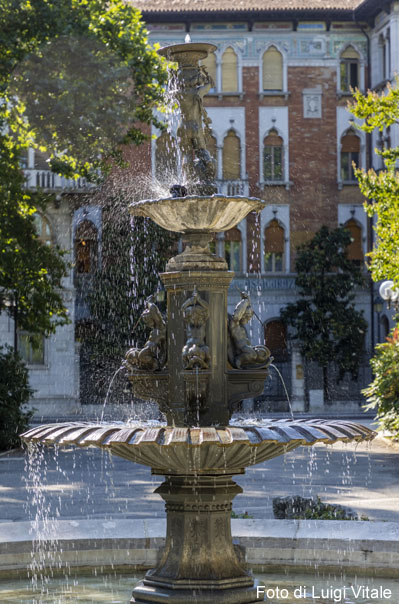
<box><xmin>129</xmin><ymin>195</ymin><xmax>266</xmax><ymax>233</ymax></box>
<box><xmin>158</xmin><ymin>42</ymin><xmax>217</xmax><ymax>66</ymax></box>
<box><xmin>21</xmin><ymin>419</ymin><xmax>376</xmax><ymax>476</ymax></box>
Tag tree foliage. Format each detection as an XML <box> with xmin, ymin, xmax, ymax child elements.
<box><xmin>0</xmin><ymin>346</ymin><xmax>33</xmax><ymax>451</ymax></box>
<box><xmin>349</xmin><ymin>79</ymin><xmax>399</xmax><ymax>288</ymax></box>
<box><xmin>280</xmin><ymin>226</ymin><xmax>368</xmax><ymax>400</ymax></box>
<box><xmin>363</xmin><ymin>326</ymin><xmax>399</xmax><ymax>438</ymax></box>
<box><xmin>0</xmin><ymin>0</ymin><xmax>168</xmax><ymax>334</ymax></box>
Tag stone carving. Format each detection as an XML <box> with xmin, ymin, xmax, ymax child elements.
<box><xmin>182</xmin><ymin>288</ymin><xmax>210</xmax><ymax>370</ymax></box>
<box><xmin>228</xmin><ymin>292</ymin><xmax>271</xmax><ymax>369</ymax></box>
<box><xmin>125</xmin><ymin>295</ymin><xmax>166</xmax><ymax>371</ymax></box>
<box><xmin>176</xmin><ymin>64</ymin><xmax>216</xmax><ymax>190</ymax></box>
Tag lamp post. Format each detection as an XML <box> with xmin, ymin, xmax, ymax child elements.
<box><xmin>379</xmin><ymin>280</ymin><xmax>399</xmax><ymax>324</ymax></box>
<box><xmin>374</xmin><ymin>295</ymin><xmax>383</xmax><ymax>343</ymax></box>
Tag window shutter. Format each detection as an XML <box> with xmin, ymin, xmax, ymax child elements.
<box><xmin>265</xmin><ymin>220</ymin><xmax>285</xmax><ymax>253</ymax></box>
<box><xmin>222</xmin><ymin>48</ymin><xmax>238</xmax><ymax>92</ymax></box>
<box><xmin>263</xmin><ymin>47</ymin><xmax>283</xmax><ymax>91</ymax></box>
<box><xmin>345</xmin><ymin>219</ymin><xmax>363</xmax><ymax>261</ymax></box>
<box><xmin>224</xmin><ymin>227</ymin><xmax>242</xmax><ymax>242</ymax></box>
<box><xmin>265</xmin><ymin>320</ymin><xmax>287</xmax><ymax>355</ymax></box>
<box><xmin>341</xmin><ymin>131</ymin><xmax>360</xmax><ymax>153</ymax></box>
<box><xmin>223</xmin><ymin>130</ymin><xmax>240</xmax><ymax>180</ymax></box>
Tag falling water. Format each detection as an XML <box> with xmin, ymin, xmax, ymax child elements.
<box><xmin>100</xmin><ymin>365</ymin><xmax>125</xmax><ymax>421</ymax></box>
<box><xmin>270</xmin><ymin>363</ymin><xmax>294</xmax><ymax>420</ymax></box>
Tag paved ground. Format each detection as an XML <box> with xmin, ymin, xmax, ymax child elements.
<box><xmin>0</xmin><ymin>419</ymin><xmax>398</xmax><ymax>524</ymax></box>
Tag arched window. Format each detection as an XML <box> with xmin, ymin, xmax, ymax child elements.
<box><xmin>201</xmin><ymin>52</ymin><xmax>216</xmax><ymax>91</ymax></box>
<box><xmin>262</xmin><ymin>46</ymin><xmax>283</xmax><ymax>91</ymax></box>
<box><xmin>223</xmin><ymin>130</ymin><xmax>241</xmax><ymax>180</ymax></box>
<box><xmin>340</xmin><ymin>46</ymin><xmax>360</xmax><ymax>92</ymax></box>
<box><xmin>74</xmin><ymin>220</ymin><xmax>98</xmax><ymax>275</ymax></box>
<box><xmin>222</xmin><ymin>47</ymin><xmax>238</xmax><ymax>93</ymax></box>
<box><xmin>264</xmin><ymin>219</ymin><xmax>284</xmax><ymax>273</ymax></box>
<box><xmin>34</xmin><ymin>213</ymin><xmax>52</xmax><ymax>246</ymax></box>
<box><xmin>341</xmin><ymin>130</ymin><xmax>360</xmax><ymax>182</ymax></box>
<box><xmin>265</xmin><ymin>320</ymin><xmax>287</xmax><ymax>357</ymax></box>
<box><xmin>155</xmin><ymin>132</ymin><xmax>177</xmax><ymax>181</ymax></box>
<box><xmin>344</xmin><ymin>219</ymin><xmax>363</xmax><ymax>266</ymax></box>
<box><xmin>224</xmin><ymin>227</ymin><xmax>242</xmax><ymax>273</ymax></box>
<box><xmin>263</xmin><ymin>129</ymin><xmax>284</xmax><ymax>181</ymax></box>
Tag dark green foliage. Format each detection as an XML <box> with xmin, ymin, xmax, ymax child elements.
<box><xmin>0</xmin><ymin>346</ymin><xmax>33</xmax><ymax>451</ymax></box>
<box><xmin>280</xmin><ymin>226</ymin><xmax>368</xmax><ymax>401</ymax></box>
<box><xmin>0</xmin><ymin>0</ymin><xmax>168</xmax><ymax>335</ymax></box>
<box><xmin>0</xmin><ymin>140</ymin><xmax>69</xmax><ymax>335</ymax></box>
<box><xmin>363</xmin><ymin>326</ymin><xmax>399</xmax><ymax>439</ymax></box>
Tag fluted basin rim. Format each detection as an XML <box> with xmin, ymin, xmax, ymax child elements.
<box><xmin>129</xmin><ymin>194</ymin><xmax>266</xmax><ymax>233</ymax></box>
<box><xmin>21</xmin><ymin>420</ymin><xmax>376</xmax><ymax>475</ymax></box>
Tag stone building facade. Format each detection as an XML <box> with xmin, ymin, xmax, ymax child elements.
<box><xmin>1</xmin><ymin>0</ymin><xmax>398</xmax><ymax>416</ymax></box>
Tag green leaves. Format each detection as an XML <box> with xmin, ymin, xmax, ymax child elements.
<box><xmin>0</xmin><ymin>0</ymin><xmax>168</xmax><ymax>336</ymax></box>
<box><xmin>0</xmin><ymin>345</ymin><xmax>33</xmax><ymax>451</ymax></box>
<box><xmin>363</xmin><ymin>327</ymin><xmax>399</xmax><ymax>438</ymax></box>
<box><xmin>349</xmin><ymin>78</ymin><xmax>399</xmax><ymax>288</ymax></box>
<box><xmin>280</xmin><ymin>226</ymin><xmax>367</xmax><ymax>397</ymax></box>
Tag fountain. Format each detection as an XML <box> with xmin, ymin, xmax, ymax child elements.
<box><xmin>21</xmin><ymin>42</ymin><xmax>376</xmax><ymax>604</ymax></box>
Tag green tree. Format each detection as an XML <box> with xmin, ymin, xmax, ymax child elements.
<box><xmin>280</xmin><ymin>226</ymin><xmax>368</xmax><ymax>401</ymax></box>
<box><xmin>362</xmin><ymin>326</ymin><xmax>399</xmax><ymax>439</ymax></box>
<box><xmin>0</xmin><ymin>0</ymin><xmax>167</xmax><ymax>334</ymax></box>
<box><xmin>0</xmin><ymin>346</ymin><xmax>33</xmax><ymax>451</ymax></box>
<box><xmin>349</xmin><ymin>79</ymin><xmax>399</xmax><ymax>288</ymax></box>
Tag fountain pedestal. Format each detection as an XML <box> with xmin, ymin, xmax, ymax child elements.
<box><xmin>131</xmin><ymin>473</ymin><xmax>259</xmax><ymax>604</ymax></box>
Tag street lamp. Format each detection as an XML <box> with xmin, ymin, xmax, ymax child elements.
<box><xmin>379</xmin><ymin>280</ymin><xmax>399</xmax><ymax>311</ymax></box>
<box><xmin>374</xmin><ymin>295</ymin><xmax>383</xmax><ymax>343</ymax></box>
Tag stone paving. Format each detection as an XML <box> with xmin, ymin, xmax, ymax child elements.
<box><xmin>0</xmin><ymin>420</ymin><xmax>398</xmax><ymax>524</ymax></box>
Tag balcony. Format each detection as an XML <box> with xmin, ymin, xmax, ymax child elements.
<box><xmin>216</xmin><ymin>179</ymin><xmax>249</xmax><ymax>197</ymax></box>
<box><xmin>23</xmin><ymin>169</ymin><xmax>90</xmax><ymax>192</ymax></box>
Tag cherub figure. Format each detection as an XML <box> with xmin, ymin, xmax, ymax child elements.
<box><xmin>228</xmin><ymin>292</ymin><xmax>271</xmax><ymax>370</ymax></box>
<box><xmin>182</xmin><ymin>288</ymin><xmax>210</xmax><ymax>370</ymax></box>
<box><xmin>125</xmin><ymin>296</ymin><xmax>166</xmax><ymax>372</ymax></box>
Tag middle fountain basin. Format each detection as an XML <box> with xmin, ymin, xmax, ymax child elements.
<box><xmin>22</xmin><ymin>419</ymin><xmax>375</xmax><ymax>475</ymax></box>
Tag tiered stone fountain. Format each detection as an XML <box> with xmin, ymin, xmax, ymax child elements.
<box><xmin>22</xmin><ymin>42</ymin><xmax>376</xmax><ymax>604</ymax></box>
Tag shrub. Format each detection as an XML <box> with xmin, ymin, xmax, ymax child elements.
<box><xmin>0</xmin><ymin>346</ymin><xmax>34</xmax><ymax>451</ymax></box>
<box><xmin>363</xmin><ymin>327</ymin><xmax>399</xmax><ymax>439</ymax></box>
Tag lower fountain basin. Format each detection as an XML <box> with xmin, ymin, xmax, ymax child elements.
<box><xmin>21</xmin><ymin>419</ymin><xmax>375</xmax><ymax>475</ymax></box>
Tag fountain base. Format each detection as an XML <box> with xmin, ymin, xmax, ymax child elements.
<box><xmin>131</xmin><ymin>474</ymin><xmax>262</xmax><ymax>603</ymax></box>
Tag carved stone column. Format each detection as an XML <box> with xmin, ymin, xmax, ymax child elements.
<box><xmin>131</xmin><ymin>474</ymin><xmax>261</xmax><ymax>604</ymax></box>
<box><xmin>161</xmin><ymin>270</ymin><xmax>234</xmax><ymax>427</ymax></box>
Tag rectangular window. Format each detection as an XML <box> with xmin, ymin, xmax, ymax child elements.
<box><xmin>265</xmin><ymin>252</ymin><xmax>283</xmax><ymax>273</ymax></box>
<box><xmin>340</xmin><ymin>61</ymin><xmax>358</xmax><ymax>91</ymax></box>
<box><xmin>18</xmin><ymin>333</ymin><xmax>45</xmax><ymax>365</ymax></box>
<box><xmin>341</xmin><ymin>151</ymin><xmax>359</xmax><ymax>181</ymax></box>
<box><xmin>263</xmin><ymin>146</ymin><xmax>283</xmax><ymax>181</ymax></box>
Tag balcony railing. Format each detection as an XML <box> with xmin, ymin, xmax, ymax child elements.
<box><xmin>216</xmin><ymin>179</ymin><xmax>249</xmax><ymax>197</ymax></box>
<box><xmin>23</xmin><ymin>169</ymin><xmax>90</xmax><ymax>191</ymax></box>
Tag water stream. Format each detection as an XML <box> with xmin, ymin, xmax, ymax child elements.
<box><xmin>270</xmin><ymin>363</ymin><xmax>294</xmax><ymax>420</ymax></box>
<box><xmin>100</xmin><ymin>366</ymin><xmax>125</xmax><ymax>421</ymax></box>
